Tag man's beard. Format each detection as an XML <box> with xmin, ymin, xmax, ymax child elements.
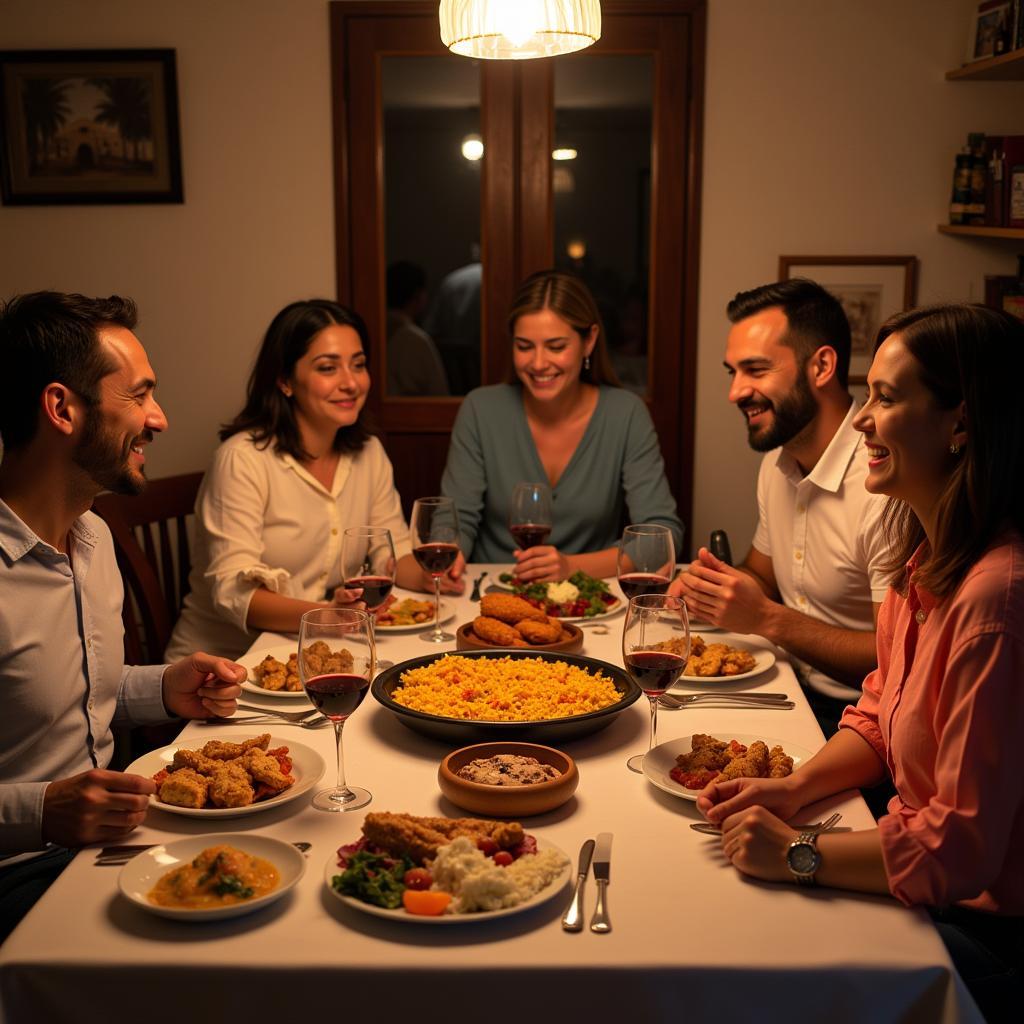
<box><xmin>741</xmin><ymin>371</ymin><xmax>817</xmax><ymax>453</ymax></box>
<box><xmin>73</xmin><ymin>406</ymin><xmax>147</xmax><ymax>495</ymax></box>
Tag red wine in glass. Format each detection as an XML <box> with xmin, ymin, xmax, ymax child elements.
<box><xmin>342</xmin><ymin>575</ymin><xmax>394</xmax><ymax>609</ymax></box>
<box><xmin>618</xmin><ymin>572</ymin><xmax>672</xmax><ymax>600</ymax></box>
<box><xmin>304</xmin><ymin>673</ymin><xmax>369</xmax><ymax>722</ymax></box>
<box><xmin>509</xmin><ymin>523</ymin><xmax>552</xmax><ymax>549</ymax></box>
<box><xmin>624</xmin><ymin>650</ymin><xmax>686</xmax><ymax>696</ymax></box>
<box><xmin>413</xmin><ymin>542</ymin><xmax>459</xmax><ymax>576</ymax></box>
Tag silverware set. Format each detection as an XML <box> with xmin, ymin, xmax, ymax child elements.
<box><xmin>561</xmin><ymin>832</ymin><xmax>613</xmax><ymax>933</ymax></box>
<box><xmin>658</xmin><ymin>691</ymin><xmax>794</xmax><ymax>711</ymax></box>
<box><xmin>93</xmin><ymin>841</ymin><xmax>313</xmax><ymax>867</ymax></box>
<box><xmin>689</xmin><ymin>812</ymin><xmax>846</xmax><ymax>836</ymax></box>
<box><xmin>203</xmin><ymin>703</ymin><xmax>329</xmax><ymax>728</ymax></box>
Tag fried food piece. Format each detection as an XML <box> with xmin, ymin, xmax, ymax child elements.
<box><xmin>715</xmin><ymin>740</ymin><xmax>769</xmax><ymax>782</ymax></box>
<box><xmin>768</xmin><ymin>745</ymin><xmax>794</xmax><ymax>778</ymax></box>
<box><xmin>301</xmin><ymin>645</ymin><xmax>353</xmax><ymax>679</ymax></box>
<box><xmin>674</xmin><ymin>733</ymin><xmax>732</xmax><ymax>773</ymax></box>
<box><xmin>471</xmin><ymin>615</ymin><xmax>522</xmax><ymax>646</ymax></box>
<box><xmin>683</xmin><ymin>640</ymin><xmax>756</xmax><ymax>677</ymax></box>
<box><xmin>515</xmin><ymin>618</ymin><xmax>562</xmax><ymax>644</ymax></box>
<box><xmin>362</xmin><ymin>812</ymin><xmax>525</xmax><ymax>865</ymax></box>
<box><xmin>208</xmin><ymin>764</ymin><xmax>255</xmax><ymax>808</ymax></box>
<box><xmin>720</xmin><ymin>649</ymin><xmax>757</xmax><ymax>675</ymax></box>
<box><xmin>159</xmin><ymin>768</ymin><xmax>209</xmax><ymax>808</ymax></box>
<box><xmin>170</xmin><ymin>748</ymin><xmax>223</xmax><ymax>776</ymax></box>
<box><xmin>480</xmin><ymin>594</ymin><xmax>548</xmax><ymax>625</ymax></box>
<box><xmin>200</xmin><ymin>734</ymin><xmax>271</xmax><ymax>761</ymax></box>
<box><xmin>251</xmin><ymin>654</ymin><xmax>288</xmax><ymax>691</ymax></box>
<box><xmin>241</xmin><ymin>748</ymin><xmax>295</xmax><ymax>793</ymax></box>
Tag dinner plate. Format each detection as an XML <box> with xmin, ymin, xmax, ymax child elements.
<box><xmin>642</xmin><ymin>734</ymin><xmax>815</xmax><ymax>802</ymax></box>
<box><xmin>376</xmin><ymin>595</ymin><xmax>455</xmax><ymax>632</ymax></box>
<box><xmin>676</xmin><ymin>636</ymin><xmax>776</xmax><ymax>684</ymax></box>
<box><xmin>119</xmin><ymin>833</ymin><xmax>306</xmax><ymax>921</ymax></box>
<box><xmin>323</xmin><ymin>837</ymin><xmax>571</xmax><ymax>924</ymax></box>
<box><xmin>125</xmin><ymin>735</ymin><xmax>325</xmax><ymax>818</ymax></box>
<box><xmin>237</xmin><ymin>642</ymin><xmax>308</xmax><ymax>699</ymax></box>
<box><xmin>488</xmin><ymin>576</ymin><xmax>622</xmax><ymax>622</ymax></box>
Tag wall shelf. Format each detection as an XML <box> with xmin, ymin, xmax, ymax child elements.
<box><xmin>946</xmin><ymin>49</ymin><xmax>1024</xmax><ymax>81</ymax></box>
<box><xmin>938</xmin><ymin>224</ymin><xmax>1024</xmax><ymax>239</ymax></box>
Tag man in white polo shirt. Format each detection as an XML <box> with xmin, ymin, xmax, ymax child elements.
<box><xmin>673</xmin><ymin>278</ymin><xmax>889</xmax><ymax>736</ymax></box>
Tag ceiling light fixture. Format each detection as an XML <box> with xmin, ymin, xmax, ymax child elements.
<box><xmin>439</xmin><ymin>0</ymin><xmax>601</xmax><ymax>60</ymax></box>
<box><xmin>552</xmin><ymin>147</ymin><xmax>578</xmax><ymax>161</ymax></box>
<box><xmin>461</xmin><ymin>133</ymin><xmax>484</xmax><ymax>161</ymax></box>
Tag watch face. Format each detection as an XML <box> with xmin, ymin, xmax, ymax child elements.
<box><xmin>788</xmin><ymin>842</ymin><xmax>819</xmax><ymax>874</ymax></box>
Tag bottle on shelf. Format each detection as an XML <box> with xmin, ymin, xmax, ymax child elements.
<box><xmin>949</xmin><ymin>146</ymin><xmax>973</xmax><ymax>225</ymax></box>
<box><xmin>967</xmin><ymin>133</ymin><xmax>987</xmax><ymax>226</ymax></box>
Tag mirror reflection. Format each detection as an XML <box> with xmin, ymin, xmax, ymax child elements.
<box><xmin>383</xmin><ymin>56</ymin><xmax>482</xmax><ymax>396</ymax></box>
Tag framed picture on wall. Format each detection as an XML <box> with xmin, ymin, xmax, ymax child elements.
<box><xmin>777</xmin><ymin>255</ymin><xmax>918</xmax><ymax>385</ymax></box>
<box><xmin>0</xmin><ymin>49</ymin><xmax>183</xmax><ymax>205</ymax></box>
<box><xmin>965</xmin><ymin>1</ymin><xmax>1013</xmax><ymax>63</ymax></box>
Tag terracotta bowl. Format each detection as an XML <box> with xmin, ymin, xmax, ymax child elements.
<box><xmin>455</xmin><ymin>621</ymin><xmax>584</xmax><ymax>654</ymax></box>
<box><xmin>438</xmin><ymin>741</ymin><xmax>579</xmax><ymax>817</ymax></box>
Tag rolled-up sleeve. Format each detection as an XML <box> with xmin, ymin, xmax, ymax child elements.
<box><xmin>878</xmin><ymin>630</ymin><xmax>1024</xmax><ymax>907</ymax></box>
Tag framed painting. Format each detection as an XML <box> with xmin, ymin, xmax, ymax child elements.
<box><xmin>0</xmin><ymin>49</ymin><xmax>183</xmax><ymax>205</ymax></box>
<box><xmin>777</xmin><ymin>255</ymin><xmax>918</xmax><ymax>385</ymax></box>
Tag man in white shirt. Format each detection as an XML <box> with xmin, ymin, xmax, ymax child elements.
<box><xmin>672</xmin><ymin>279</ymin><xmax>889</xmax><ymax>735</ymax></box>
<box><xmin>0</xmin><ymin>291</ymin><xmax>245</xmax><ymax>941</ymax></box>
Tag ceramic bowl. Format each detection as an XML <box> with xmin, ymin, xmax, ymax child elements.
<box><xmin>455</xmin><ymin>621</ymin><xmax>584</xmax><ymax>654</ymax></box>
<box><xmin>438</xmin><ymin>741</ymin><xmax>579</xmax><ymax>817</ymax></box>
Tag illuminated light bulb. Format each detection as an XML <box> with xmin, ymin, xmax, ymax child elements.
<box><xmin>461</xmin><ymin>134</ymin><xmax>484</xmax><ymax>161</ymax></box>
<box><xmin>567</xmin><ymin>239</ymin><xmax>586</xmax><ymax>260</ymax></box>
<box><xmin>496</xmin><ymin>0</ymin><xmax>543</xmax><ymax>48</ymax></box>
<box><xmin>552</xmin><ymin>148</ymin><xmax>578</xmax><ymax>161</ymax></box>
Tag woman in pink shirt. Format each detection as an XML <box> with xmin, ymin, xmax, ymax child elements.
<box><xmin>697</xmin><ymin>304</ymin><xmax>1024</xmax><ymax>1020</ymax></box>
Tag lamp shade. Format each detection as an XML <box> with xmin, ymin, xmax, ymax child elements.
<box><xmin>439</xmin><ymin>0</ymin><xmax>601</xmax><ymax>60</ymax></box>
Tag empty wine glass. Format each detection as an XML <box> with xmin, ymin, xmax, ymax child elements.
<box><xmin>622</xmin><ymin>593</ymin><xmax>690</xmax><ymax>773</ymax></box>
<box><xmin>341</xmin><ymin>526</ymin><xmax>396</xmax><ymax>669</ymax></box>
<box><xmin>298</xmin><ymin>607</ymin><xmax>373</xmax><ymax>811</ymax></box>
<box><xmin>410</xmin><ymin>496</ymin><xmax>460</xmax><ymax>643</ymax></box>
<box><xmin>508</xmin><ymin>481</ymin><xmax>553</xmax><ymax>552</ymax></box>
<box><xmin>617</xmin><ymin>524</ymin><xmax>676</xmax><ymax>601</ymax></box>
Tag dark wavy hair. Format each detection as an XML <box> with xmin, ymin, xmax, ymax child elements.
<box><xmin>727</xmin><ymin>278</ymin><xmax>853</xmax><ymax>388</ymax></box>
<box><xmin>505</xmin><ymin>269</ymin><xmax>621</xmax><ymax>387</ymax></box>
<box><xmin>0</xmin><ymin>291</ymin><xmax>136</xmax><ymax>450</ymax></box>
<box><xmin>874</xmin><ymin>304</ymin><xmax>1024</xmax><ymax>598</ymax></box>
<box><xmin>220</xmin><ymin>299</ymin><xmax>375</xmax><ymax>458</ymax></box>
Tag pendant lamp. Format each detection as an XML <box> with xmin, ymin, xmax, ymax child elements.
<box><xmin>439</xmin><ymin>0</ymin><xmax>601</xmax><ymax>60</ymax></box>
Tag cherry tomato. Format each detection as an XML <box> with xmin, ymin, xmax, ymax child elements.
<box><xmin>492</xmin><ymin>851</ymin><xmax>513</xmax><ymax>867</ymax></box>
<box><xmin>402</xmin><ymin>868</ymin><xmax>433</xmax><ymax>890</ymax></box>
<box><xmin>476</xmin><ymin>837</ymin><xmax>498</xmax><ymax>856</ymax></box>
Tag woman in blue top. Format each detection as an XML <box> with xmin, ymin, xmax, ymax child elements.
<box><xmin>441</xmin><ymin>270</ymin><xmax>683</xmax><ymax>582</ymax></box>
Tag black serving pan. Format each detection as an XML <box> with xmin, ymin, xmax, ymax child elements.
<box><xmin>371</xmin><ymin>648</ymin><xmax>641</xmax><ymax>744</ymax></box>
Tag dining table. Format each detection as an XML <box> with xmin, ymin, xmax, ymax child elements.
<box><xmin>0</xmin><ymin>565</ymin><xmax>982</xmax><ymax>1023</ymax></box>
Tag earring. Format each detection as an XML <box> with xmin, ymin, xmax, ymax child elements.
<box><xmin>583</xmin><ymin>355</ymin><xmax>592</xmax><ymax>371</ymax></box>
<box><xmin>950</xmin><ymin>442</ymin><xmax>961</xmax><ymax>455</ymax></box>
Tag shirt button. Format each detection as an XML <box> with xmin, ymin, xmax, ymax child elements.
<box><xmin>798</xmin><ymin>596</ymin><xmax>807</xmax><ymax>606</ymax></box>
<box><xmin>794</xmin><ymin>550</ymin><xmax>803</xmax><ymax>561</ymax></box>
<box><xmin>88</xmin><ymin>699</ymin><xmax>95</xmax><ymax>710</ymax></box>
<box><xmin>331</xmin><ymin>528</ymin><xmax>338</xmax><ymax>536</ymax></box>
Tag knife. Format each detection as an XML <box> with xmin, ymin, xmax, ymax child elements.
<box><xmin>561</xmin><ymin>838</ymin><xmax>595</xmax><ymax>932</ymax></box>
<box><xmin>589</xmin><ymin>832</ymin><xmax>612</xmax><ymax>933</ymax></box>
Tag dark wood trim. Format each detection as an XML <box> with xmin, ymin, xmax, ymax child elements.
<box><xmin>518</xmin><ymin>61</ymin><xmax>554</xmax><ymax>281</ymax></box>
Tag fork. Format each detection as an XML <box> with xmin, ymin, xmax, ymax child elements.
<box><xmin>211</xmin><ymin>714</ymin><xmax>329</xmax><ymax>729</ymax></box>
<box><xmin>94</xmin><ymin>841</ymin><xmax>313</xmax><ymax>866</ymax></box>
<box><xmin>235</xmin><ymin>702</ymin><xmax>318</xmax><ymax>722</ymax></box>
<box><xmin>689</xmin><ymin>812</ymin><xmax>845</xmax><ymax>836</ymax></box>
<box><xmin>659</xmin><ymin>693</ymin><xmax>795</xmax><ymax>710</ymax></box>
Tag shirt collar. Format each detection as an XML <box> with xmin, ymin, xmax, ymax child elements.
<box><xmin>777</xmin><ymin>400</ymin><xmax>863</xmax><ymax>493</ymax></box>
<box><xmin>0</xmin><ymin>498</ymin><xmax>98</xmax><ymax>563</ymax></box>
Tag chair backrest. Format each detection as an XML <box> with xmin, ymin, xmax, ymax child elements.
<box><xmin>92</xmin><ymin>472</ymin><xmax>204</xmax><ymax>665</ymax></box>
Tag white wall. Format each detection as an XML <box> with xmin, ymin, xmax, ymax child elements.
<box><xmin>2</xmin><ymin>0</ymin><xmax>1022</xmax><ymax>553</ymax></box>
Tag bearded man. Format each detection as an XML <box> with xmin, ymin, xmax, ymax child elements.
<box><xmin>0</xmin><ymin>291</ymin><xmax>244</xmax><ymax>942</ymax></box>
<box><xmin>672</xmin><ymin>279</ymin><xmax>889</xmax><ymax>736</ymax></box>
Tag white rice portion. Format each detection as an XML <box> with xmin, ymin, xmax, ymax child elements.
<box><xmin>429</xmin><ymin>836</ymin><xmax>569</xmax><ymax>913</ymax></box>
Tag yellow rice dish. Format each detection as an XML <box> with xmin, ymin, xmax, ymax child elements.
<box><xmin>391</xmin><ymin>655</ymin><xmax>622</xmax><ymax>722</ymax></box>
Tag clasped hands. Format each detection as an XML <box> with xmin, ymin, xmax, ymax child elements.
<box><xmin>669</xmin><ymin>547</ymin><xmax>770</xmax><ymax>633</ymax></box>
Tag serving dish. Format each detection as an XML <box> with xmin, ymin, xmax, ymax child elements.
<box><xmin>125</xmin><ymin>736</ymin><xmax>325</xmax><ymax>818</ymax></box>
<box><xmin>438</xmin><ymin>741</ymin><xmax>578</xmax><ymax>816</ymax></box>
<box><xmin>371</xmin><ymin>649</ymin><xmax>641</xmax><ymax>743</ymax></box>
<box><xmin>455</xmin><ymin>621</ymin><xmax>584</xmax><ymax>654</ymax></box>
<box><xmin>642</xmin><ymin>733</ymin><xmax>815</xmax><ymax>802</ymax></box>
<box><xmin>118</xmin><ymin>833</ymin><xmax>306</xmax><ymax>921</ymax></box>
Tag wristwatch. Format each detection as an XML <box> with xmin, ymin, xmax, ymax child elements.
<box><xmin>786</xmin><ymin>831</ymin><xmax>821</xmax><ymax>885</ymax></box>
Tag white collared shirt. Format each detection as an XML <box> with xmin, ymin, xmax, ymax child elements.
<box><xmin>0</xmin><ymin>501</ymin><xmax>168</xmax><ymax>856</ymax></box>
<box><xmin>752</xmin><ymin>402</ymin><xmax>890</xmax><ymax>700</ymax></box>
<box><xmin>166</xmin><ymin>432</ymin><xmax>412</xmax><ymax>662</ymax></box>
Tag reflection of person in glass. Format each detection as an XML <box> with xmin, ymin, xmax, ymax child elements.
<box><xmin>385</xmin><ymin>261</ymin><xmax>448</xmax><ymax>397</ymax></box>
<box><xmin>423</xmin><ymin>254</ymin><xmax>481</xmax><ymax>395</ymax></box>
<box><xmin>167</xmin><ymin>300</ymin><xmax>454</xmax><ymax>661</ymax></box>
<box><xmin>441</xmin><ymin>269</ymin><xmax>683</xmax><ymax>581</ymax></box>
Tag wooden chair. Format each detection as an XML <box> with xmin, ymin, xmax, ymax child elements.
<box><xmin>92</xmin><ymin>471</ymin><xmax>204</xmax><ymax>665</ymax></box>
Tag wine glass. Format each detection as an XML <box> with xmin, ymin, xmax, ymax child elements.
<box><xmin>342</xmin><ymin>526</ymin><xmax>396</xmax><ymax>669</ymax></box>
<box><xmin>508</xmin><ymin>481</ymin><xmax>553</xmax><ymax>553</ymax></box>
<box><xmin>298</xmin><ymin>607</ymin><xmax>374</xmax><ymax>811</ymax></box>
<box><xmin>617</xmin><ymin>524</ymin><xmax>676</xmax><ymax>601</ymax></box>
<box><xmin>410</xmin><ymin>496</ymin><xmax>460</xmax><ymax>643</ymax></box>
<box><xmin>622</xmin><ymin>593</ymin><xmax>690</xmax><ymax>773</ymax></box>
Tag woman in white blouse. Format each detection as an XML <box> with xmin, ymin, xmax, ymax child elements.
<box><xmin>166</xmin><ymin>299</ymin><xmax>451</xmax><ymax>661</ymax></box>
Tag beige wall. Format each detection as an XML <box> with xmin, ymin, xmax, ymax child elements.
<box><xmin>2</xmin><ymin>0</ymin><xmax>1022</xmax><ymax>554</ymax></box>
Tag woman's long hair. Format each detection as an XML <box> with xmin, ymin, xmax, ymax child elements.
<box><xmin>220</xmin><ymin>299</ymin><xmax>375</xmax><ymax>458</ymax></box>
<box><xmin>875</xmin><ymin>304</ymin><xmax>1024</xmax><ymax>597</ymax></box>
<box><xmin>505</xmin><ymin>270</ymin><xmax>621</xmax><ymax>387</ymax></box>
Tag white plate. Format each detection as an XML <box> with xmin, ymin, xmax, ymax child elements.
<box><xmin>236</xmin><ymin>642</ymin><xmax>308</xmax><ymax>699</ymax></box>
<box><xmin>324</xmin><ymin>837</ymin><xmax>571</xmax><ymax>924</ymax></box>
<box><xmin>489</xmin><ymin>576</ymin><xmax>622</xmax><ymax>622</ymax></box>
<box><xmin>119</xmin><ymin>833</ymin><xmax>306</xmax><ymax>921</ymax></box>
<box><xmin>125</xmin><ymin>735</ymin><xmax>325</xmax><ymax>818</ymax></box>
<box><xmin>686</xmin><ymin>616</ymin><xmax>722</xmax><ymax>633</ymax></box>
<box><xmin>375</xmin><ymin>597</ymin><xmax>455</xmax><ymax>632</ymax></box>
<box><xmin>676</xmin><ymin>637</ymin><xmax>776</xmax><ymax>684</ymax></box>
<box><xmin>643</xmin><ymin>734</ymin><xmax>815</xmax><ymax>802</ymax></box>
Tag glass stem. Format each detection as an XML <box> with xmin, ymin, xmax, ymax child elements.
<box><xmin>647</xmin><ymin>694</ymin><xmax>659</xmax><ymax>752</ymax></box>
<box><xmin>433</xmin><ymin>575</ymin><xmax>442</xmax><ymax>637</ymax></box>
<box><xmin>333</xmin><ymin>720</ymin><xmax>351</xmax><ymax>798</ymax></box>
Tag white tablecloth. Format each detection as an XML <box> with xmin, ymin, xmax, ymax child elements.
<box><xmin>0</xmin><ymin>567</ymin><xmax>982</xmax><ymax>1023</ymax></box>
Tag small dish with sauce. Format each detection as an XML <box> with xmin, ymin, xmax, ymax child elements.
<box><xmin>118</xmin><ymin>833</ymin><xmax>306</xmax><ymax>921</ymax></box>
<box><xmin>438</xmin><ymin>742</ymin><xmax>578</xmax><ymax>817</ymax></box>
